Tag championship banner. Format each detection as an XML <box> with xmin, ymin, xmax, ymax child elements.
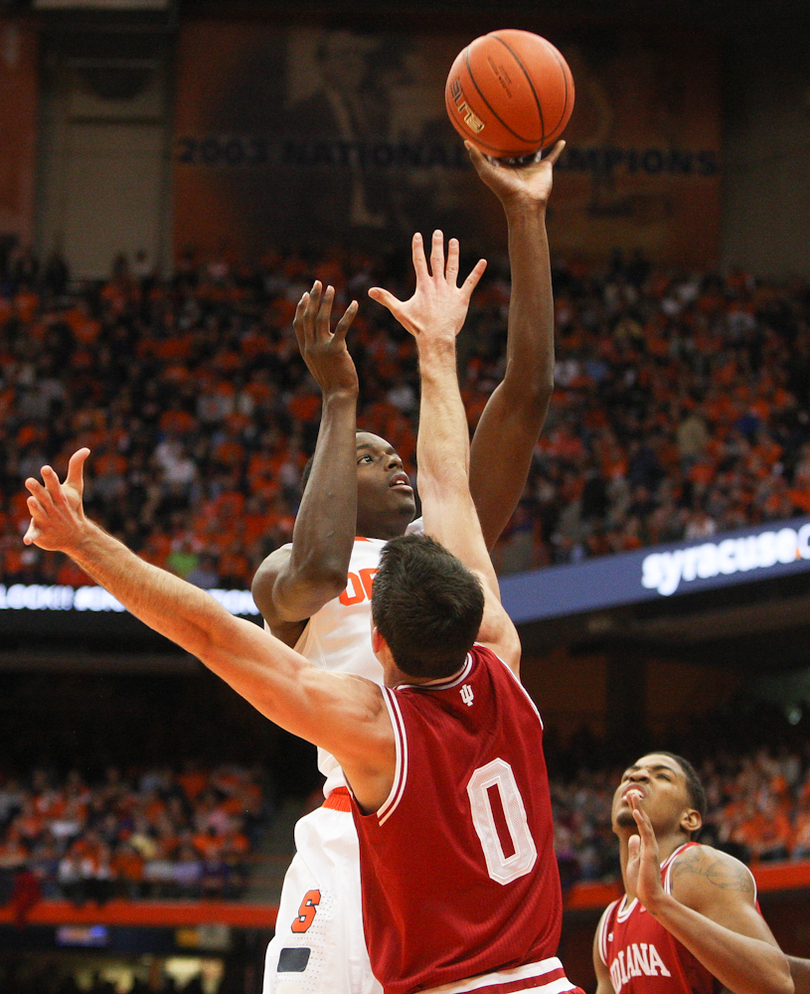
<box><xmin>173</xmin><ymin>21</ymin><xmax>720</xmax><ymax>266</ymax></box>
<box><xmin>0</xmin><ymin>18</ymin><xmax>38</xmax><ymax>260</ymax></box>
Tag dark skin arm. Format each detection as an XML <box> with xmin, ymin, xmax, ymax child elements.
<box><xmin>465</xmin><ymin>141</ymin><xmax>564</xmax><ymax>549</ymax></box>
<box><xmin>787</xmin><ymin>959</ymin><xmax>810</xmax><ymax>994</ymax></box>
<box><xmin>251</xmin><ymin>282</ymin><xmax>359</xmax><ymax>646</ymax></box>
<box><xmin>254</xmin><ymin>143</ymin><xmax>563</xmax><ymax>638</ymax></box>
<box><xmin>722</xmin><ymin>957</ymin><xmax>810</xmax><ymax>994</ymax></box>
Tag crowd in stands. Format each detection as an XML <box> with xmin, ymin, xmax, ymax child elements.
<box><xmin>1</xmin><ymin>242</ymin><xmax>809</xmax><ymax>588</ymax></box>
<box><xmin>0</xmin><ymin>762</ymin><xmax>268</xmax><ymax>910</ymax></box>
<box><xmin>2</xmin><ymin>242</ymin><xmax>810</xmax><ymax>907</ymax></box>
<box><xmin>0</xmin><ymin>713</ymin><xmax>809</xmax><ymax>913</ymax></box>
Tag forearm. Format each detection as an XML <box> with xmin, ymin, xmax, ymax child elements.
<box><xmin>416</xmin><ymin>339</ymin><xmax>470</xmax><ymax>516</ymax></box>
<box><xmin>502</xmin><ymin>200</ymin><xmax>554</xmax><ymax>391</ymax></box>
<box><xmin>66</xmin><ymin>520</ymin><xmax>321</xmax><ymax>727</ymax></box>
<box><xmin>648</xmin><ymin>894</ymin><xmax>793</xmax><ymax>994</ymax></box>
<box><xmin>417</xmin><ymin>340</ymin><xmax>498</xmax><ymax>589</ymax></box>
<box><xmin>288</xmin><ymin>390</ymin><xmax>358</xmax><ymax>579</ymax></box>
<box><xmin>68</xmin><ymin>521</ymin><xmax>252</xmax><ymax>665</ymax></box>
<box><xmin>469</xmin><ymin>201</ymin><xmax>553</xmax><ymax>548</ymax></box>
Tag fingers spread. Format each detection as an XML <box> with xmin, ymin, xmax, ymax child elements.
<box><xmin>368</xmin><ymin>287</ymin><xmax>402</xmax><ymax>315</ymax></box>
<box><xmin>315</xmin><ymin>284</ymin><xmax>335</xmax><ymax>330</ymax></box>
<box><xmin>333</xmin><ymin>300</ymin><xmax>359</xmax><ymax>342</ymax></box>
<box><xmin>66</xmin><ymin>448</ymin><xmax>90</xmax><ymax>494</ymax></box>
<box><xmin>461</xmin><ymin>258</ymin><xmax>487</xmax><ymax>298</ymax></box>
<box><xmin>410</xmin><ymin>232</ymin><xmax>429</xmax><ymax>281</ymax></box>
<box><xmin>429</xmin><ymin>230</ymin><xmax>445</xmax><ymax>278</ymax></box>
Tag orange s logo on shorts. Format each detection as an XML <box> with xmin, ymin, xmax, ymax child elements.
<box><xmin>291</xmin><ymin>889</ymin><xmax>321</xmax><ymax>933</ymax></box>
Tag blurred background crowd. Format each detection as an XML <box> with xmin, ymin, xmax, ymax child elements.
<box><xmin>2</xmin><ymin>236</ymin><xmax>810</xmax><ymax>929</ymax></box>
<box><xmin>1</xmin><ymin>242</ymin><xmax>809</xmax><ymax>588</ymax></box>
<box><xmin>0</xmin><ymin>695</ymin><xmax>808</xmax><ymax>915</ymax></box>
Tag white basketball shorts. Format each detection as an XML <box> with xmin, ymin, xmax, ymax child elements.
<box><xmin>263</xmin><ymin>790</ymin><xmax>382</xmax><ymax>994</ymax></box>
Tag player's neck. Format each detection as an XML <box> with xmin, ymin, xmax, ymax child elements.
<box><xmin>356</xmin><ymin>511</ymin><xmax>412</xmax><ymax>541</ymax></box>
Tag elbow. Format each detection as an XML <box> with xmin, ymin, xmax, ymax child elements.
<box><xmin>766</xmin><ymin>958</ymin><xmax>795</xmax><ymax>994</ymax></box>
<box><xmin>530</xmin><ymin>370</ymin><xmax>555</xmax><ymax>411</ymax></box>
<box><xmin>251</xmin><ymin>567</ymin><xmax>273</xmax><ymax>620</ymax></box>
<box><xmin>779</xmin><ymin>970</ymin><xmax>795</xmax><ymax>994</ymax></box>
<box><xmin>502</xmin><ymin>365</ymin><xmax>554</xmax><ymax>418</ymax></box>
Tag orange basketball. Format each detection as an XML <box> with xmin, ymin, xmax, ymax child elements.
<box><xmin>445</xmin><ymin>29</ymin><xmax>575</xmax><ymax>159</ymax></box>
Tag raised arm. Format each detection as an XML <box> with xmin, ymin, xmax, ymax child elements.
<box><xmin>369</xmin><ymin>231</ymin><xmax>520</xmax><ymax>673</ymax></box>
<box><xmin>24</xmin><ymin>450</ymin><xmax>395</xmax><ymax>813</ymax></box>
<box><xmin>627</xmin><ymin>793</ymin><xmax>793</xmax><ymax>994</ymax></box>
<box><xmin>466</xmin><ymin>141</ymin><xmax>564</xmax><ymax>549</ymax></box>
<box><xmin>251</xmin><ymin>282</ymin><xmax>359</xmax><ymax>644</ymax></box>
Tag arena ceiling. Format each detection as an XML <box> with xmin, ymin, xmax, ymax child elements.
<box><xmin>7</xmin><ymin>0</ymin><xmax>809</xmax><ymax>33</ymax></box>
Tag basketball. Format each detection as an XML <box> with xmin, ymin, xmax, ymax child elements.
<box><xmin>444</xmin><ymin>29</ymin><xmax>575</xmax><ymax>159</ymax></box>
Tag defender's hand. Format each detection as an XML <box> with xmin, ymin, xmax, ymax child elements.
<box><xmin>368</xmin><ymin>230</ymin><xmax>486</xmax><ymax>346</ymax></box>
<box><xmin>24</xmin><ymin>448</ymin><xmax>91</xmax><ymax>553</ymax></box>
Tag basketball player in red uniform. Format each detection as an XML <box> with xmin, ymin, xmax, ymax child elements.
<box><xmin>593</xmin><ymin>752</ymin><xmax>793</xmax><ymax>994</ymax></box>
<box><xmin>251</xmin><ymin>141</ymin><xmax>565</xmax><ymax>994</ymax></box>
<box><xmin>24</xmin><ymin>229</ymin><xmax>582</xmax><ymax>994</ymax></box>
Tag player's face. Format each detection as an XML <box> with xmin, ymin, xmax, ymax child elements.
<box><xmin>355</xmin><ymin>432</ymin><xmax>415</xmax><ymax>533</ymax></box>
<box><xmin>611</xmin><ymin>753</ymin><xmax>692</xmax><ymax>834</ymax></box>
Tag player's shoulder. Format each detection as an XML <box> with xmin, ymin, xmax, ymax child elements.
<box><xmin>670</xmin><ymin>842</ymin><xmax>756</xmax><ymax>906</ymax></box>
<box><xmin>405</xmin><ymin>517</ymin><xmax>424</xmax><ymax>536</ymax></box>
<box><xmin>671</xmin><ymin>841</ymin><xmax>750</xmax><ymax>874</ymax></box>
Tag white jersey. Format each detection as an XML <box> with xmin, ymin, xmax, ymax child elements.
<box><xmin>295</xmin><ymin>537</ymin><xmax>386</xmax><ymax>794</ymax></box>
<box><xmin>283</xmin><ymin>521</ymin><xmax>424</xmax><ymax>796</ymax></box>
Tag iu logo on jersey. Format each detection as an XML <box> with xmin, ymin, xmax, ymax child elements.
<box><xmin>460</xmin><ymin>684</ymin><xmax>474</xmax><ymax>707</ymax></box>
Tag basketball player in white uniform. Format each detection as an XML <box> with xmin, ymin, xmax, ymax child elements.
<box><xmin>252</xmin><ymin>140</ymin><xmax>565</xmax><ymax>994</ymax></box>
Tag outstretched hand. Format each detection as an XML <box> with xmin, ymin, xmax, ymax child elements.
<box><xmin>467</xmin><ymin>139</ymin><xmax>565</xmax><ymax>210</ymax></box>
<box><xmin>24</xmin><ymin>448</ymin><xmax>91</xmax><ymax>553</ymax></box>
<box><xmin>626</xmin><ymin>791</ymin><xmax>666</xmax><ymax>911</ymax></box>
<box><xmin>368</xmin><ymin>230</ymin><xmax>486</xmax><ymax>346</ymax></box>
<box><xmin>293</xmin><ymin>281</ymin><xmax>359</xmax><ymax>398</ymax></box>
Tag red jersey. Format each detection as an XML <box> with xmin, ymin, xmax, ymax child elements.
<box><xmin>352</xmin><ymin>644</ymin><xmax>567</xmax><ymax>994</ymax></box>
<box><xmin>596</xmin><ymin>843</ymin><xmax>723</xmax><ymax>994</ymax></box>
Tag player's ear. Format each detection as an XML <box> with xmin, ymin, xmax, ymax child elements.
<box><xmin>371</xmin><ymin>626</ymin><xmax>384</xmax><ymax>655</ymax></box>
<box><xmin>681</xmin><ymin>807</ymin><xmax>702</xmax><ymax>836</ymax></box>
<box><xmin>371</xmin><ymin>626</ymin><xmax>394</xmax><ymax>665</ymax></box>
